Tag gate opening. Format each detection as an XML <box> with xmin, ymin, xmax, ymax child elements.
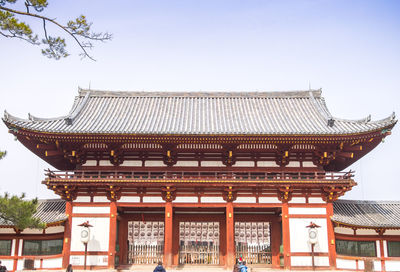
<box><xmin>235</xmin><ymin>222</ymin><xmax>272</xmax><ymax>264</ymax></box>
<box><xmin>179</xmin><ymin>222</ymin><xmax>220</xmax><ymax>264</ymax></box>
<box><xmin>127</xmin><ymin>221</ymin><xmax>164</xmax><ymax>264</ymax></box>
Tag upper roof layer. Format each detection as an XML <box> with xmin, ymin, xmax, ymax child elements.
<box><xmin>332</xmin><ymin>200</ymin><xmax>400</xmax><ymax>229</ymax></box>
<box><xmin>0</xmin><ymin>199</ymin><xmax>66</xmax><ymax>227</ymax></box>
<box><xmin>3</xmin><ymin>89</ymin><xmax>396</xmax><ymax>135</ymax></box>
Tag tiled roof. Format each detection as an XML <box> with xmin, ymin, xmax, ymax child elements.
<box><xmin>3</xmin><ymin>89</ymin><xmax>396</xmax><ymax>135</ymax></box>
<box><xmin>332</xmin><ymin>200</ymin><xmax>400</xmax><ymax>229</ymax></box>
<box><xmin>0</xmin><ymin>199</ymin><xmax>66</xmax><ymax>227</ymax></box>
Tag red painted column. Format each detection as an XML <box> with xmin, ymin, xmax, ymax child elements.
<box><xmin>62</xmin><ymin>201</ymin><xmax>73</xmax><ymax>268</ymax></box>
<box><xmin>379</xmin><ymin>239</ymin><xmax>386</xmax><ymax>272</ymax></box>
<box><xmin>326</xmin><ymin>202</ymin><xmax>337</xmax><ymax>269</ymax></box>
<box><xmin>13</xmin><ymin>236</ymin><xmax>20</xmax><ymax>272</ymax></box>
<box><xmin>226</xmin><ymin>201</ymin><xmax>235</xmax><ymax>270</ymax></box>
<box><xmin>281</xmin><ymin>203</ymin><xmax>291</xmax><ymax>269</ymax></box>
<box><xmin>271</xmin><ymin>218</ymin><xmax>282</xmax><ymax>268</ymax></box>
<box><xmin>118</xmin><ymin>217</ymin><xmax>128</xmax><ymax>265</ymax></box>
<box><xmin>164</xmin><ymin>201</ymin><xmax>173</xmax><ymax>268</ymax></box>
<box><xmin>108</xmin><ymin>201</ymin><xmax>117</xmax><ymax>268</ymax></box>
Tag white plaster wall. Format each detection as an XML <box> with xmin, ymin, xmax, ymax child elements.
<box><xmin>11</xmin><ymin>239</ymin><xmax>15</xmax><ymax>256</ymax></box>
<box><xmin>75</xmin><ymin>196</ymin><xmax>91</xmax><ymax>202</ymax></box>
<box><xmin>145</xmin><ymin>160</ymin><xmax>165</xmax><ymax>167</ymax></box>
<box><xmin>385</xmin><ymin>260</ymin><xmax>400</xmax><ymax>271</ymax></box>
<box><xmin>234</xmin><ymin>197</ymin><xmax>256</xmax><ymax>203</ymax></box>
<box><xmin>308</xmin><ymin>197</ymin><xmax>325</xmax><ymax>204</ymax></box>
<box><xmin>288</xmin><ymin>207</ymin><xmax>326</xmax><ymax>215</ymax></box>
<box><xmin>99</xmin><ymin>160</ymin><xmax>113</xmax><ymax>166</ymax></box>
<box><xmin>257</xmin><ymin>161</ymin><xmax>278</xmax><ymax>167</ymax></box>
<box><xmin>121</xmin><ymin>160</ymin><xmax>142</xmax><ymax>166</ymax></box>
<box><xmin>336</xmin><ymin>258</ymin><xmax>357</xmax><ymax>269</ymax></box>
<box><xmin>73</xmin><ymin>206</ymin><xmax>110</xmax><ymax>214</ymax></box>
<box><xmin>376</xmin><ymin>240</ymin><xmax>381</xmax><ymax>257</ymax></box>
<box><xmin>119</xmin><ymin>196</ymin><xmax>140</xmax><ymax>203</ymax></box>
<box><xmin>143</xmin><ymin>196</ymin><xmax>164</xmax><ymax>203</ymax></box>
<box><xmin>289</xmin><ymin>218</ymin><xmax>329</xmax><ymax>253</ymax></box>
<box><xmin>356</xmin><ymin>228</ymin><xmax>378</xmax><ymax>235</ymax></box>
<box><xmin>384</xmin><ymin>240</ymin><xmax>388</xmax><ymax>257</ymax></box>
<box><xmin>93</xmin><ymin>196</ymin><xmax>110</xmax><ymax>203</ymax></box>
<box><xmin>21</xmin><ymin>228</ymin><xmax>43</xmax><ymax>234</ymax></box>
<box><xmin>46</xmin><ymin>226</ymin><xmax>65</xmax><ymax>234</ymax></box>
<box><xmin>71</xmin><ymin>217</ymin><xmax>110</xmax><ymax>252</ymax></box>
<box><xmin>175</xmin><ymin>161</ymin><xmax>198</xmax><ymax>167</ymax></box>
<box><xmin>1</xmin><ymin>260</ymin><xmax>13</xmax><ymax>269</ymax></box>
<box><xmin>17</xmin><ymin>259</ymin><xmax>24</xmax><ymax>270</ymax></box>
<box><xmin>374</xmin><ymin>260</ymin><xmax>382</xmax><ymax>271</ymax></box>
<box><xmin>334</xmin><ymin>227</ymin><xmax>354</xmax><ymax>235</ymax></box>
<box><xmin>289</xmin><ymin>197</ymin><xmax>306</xmax><ymax>203</ymax></box>
<box><xmin>18</xmin><ymin>239</ymin><xmax>22</xmax><ymax>256</ymax></box>
<box><xmin>0</xmin><ymin>228</ymin><xmax>15</xmax><ymax>234</ymax></box>
<box><xmin>174</xmin><ymin>196</ymin><xmax>198</xmax><ymax>203</ymax></box>
<box><xmin>286</xmin><ymin>161</ymin><xmax>300</xmax><ymax>167</ymax></box>
<box><xmin>42</xmin><ymin>257</ymin><xmax>62</xmax><ymax>268</ymax></box>
<box><xmin>384</xmin><ymin>229</ymin><xmax>400</xmax><ymax>235</ymax></box>
<box><xmin>201</xmin><ymin>161</ymin><xmax>225</xmax><ymax>167</ymax></box>
<box><xmin>82</xmin><ymin>160</ymin><xmax>97</xmax><ymax>166</ymax></box>
<box><xmin>34</xmin><ymin>259</ymin><xmax>41</xmax><ymax>269</ymax></box>
<box><xmin>234</xmin><ymin>161</ymin><xmax>254</xmax><ymax>167</ymax></box>
<box><xmin>201</xmin><ymin>196</ymin><xmax>225</xmax><ymax>203</ymax></box>
<box><xmin>70</xmin><ymin>255</ymin><xmax>108</xmax><ymax>266</ymax></box>
<box><xmin>303</xmin><ymin>161</ymin><xmax>316</xmax><ymax>167</ymax></box>
<box><xmin>258</xmin><ymin>197</ymin><xmax>281</xmax><ymax>203</ymax></box>
<box><xmin>290</xmin><ymin>256</ymin><xmax>329</xmax><ymax>266</ymax></box>
<box><xmin>358</xmin><ymin>260</ymin><xmax>364</xmax><ymax>270</ymax></box>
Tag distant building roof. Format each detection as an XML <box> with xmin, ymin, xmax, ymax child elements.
<box><xmin>332</xmin><ymin>199</ymin><xmax>400</xmax><ymax>229</ymax></box>
<box><xmin>0</xmin><ymin>199</ymin><xmax>66</xmax><ymax>227</ymax></box>
<box><xmin>3</xmin><ymin>89</ymin><xmax>396</xmax><ymax>136</ymax></box>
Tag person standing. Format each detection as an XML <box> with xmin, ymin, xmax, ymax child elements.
<box><xmin>0</xmin><ymin>261</ymin><xmax>7</xmax><ymax>272</ymax></box>
<box><xmin>66</xmin><ymin>264</ymin><xmax>73</xmax><ymax>272</ymax></box>
<box><xmin>238</xmin><ymin>260</ymin><xmax>248</xmax><ymax>272</ymax></box>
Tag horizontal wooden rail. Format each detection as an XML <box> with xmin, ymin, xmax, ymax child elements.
<box><xmin>45</xmin><ymin>169</ymin><xmax>354</xmax><ymax>182</ymax></box>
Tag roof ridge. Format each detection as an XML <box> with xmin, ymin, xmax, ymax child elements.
<box><xmin>77</xmin><ymin>88</ymin><xmax>323</xmax><ymax>98</ymax></box>
<box><xmin>335</xmin><ymin>199</ymin><xmax>400</xmax><ymax>204</ymax></box>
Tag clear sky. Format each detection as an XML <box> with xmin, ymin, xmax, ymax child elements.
<box><xmin>0</xmin><ymin>0</ymin><xmax>399</xmax><ymax>200</ymax></box>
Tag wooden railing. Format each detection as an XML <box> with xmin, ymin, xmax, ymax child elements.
<box><xmin>45</xmin><ymin>169</ymin><xmax>354</xmax><ymax>182</ymax></box>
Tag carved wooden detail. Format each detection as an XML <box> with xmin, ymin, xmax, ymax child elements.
<box><xmin>222</xmin><ymin>145</ymin><xmax>237</xmax><ymax>166</ymax></box>
<box><xmin>223</xmin><ymin>186</ymin><xmax>237</xmax><ymax>202</ymax></box>
<box><xmin>106</xmin><ymin>185</ymin><xmax>122</xmax><ymax>201</ymax></box>
<box><xmin>162</xmin><ymin>186</ymin><xmax>176</xmax><ymax>202</ymax></box>
<box><xmin>277</xmin><ymin>186</ymin><xmax>293</xmax><ymax>203</ymax></box>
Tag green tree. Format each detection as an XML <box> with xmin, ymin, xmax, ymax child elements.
<box><xmin>0</xmin><ymin>150</ymin><xmax>5</xmax><ymax>159</ymax></box>
<box><xmin>0</xmin><ymin>193</ymin><xmax>45</xmax><ymax>230</ymax></box>
<box><xmin>0</xmin><ymin>0</ymin><xmax>111</xmax><ymax>60</ymax></box>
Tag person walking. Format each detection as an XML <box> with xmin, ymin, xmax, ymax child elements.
<box><xmin>238</xmin><ymin>260</ymin><xmax>248</xmax><ymax>272</ymax></box>
<box><xmin>66</xmin><ymin>264</ymin><xmax>73</xmax><ymax>272</ymax></box>
<box><xmin>153</xmin><ymin>261</ymin><xmax>166</xmax><ymax>272</ymax></box>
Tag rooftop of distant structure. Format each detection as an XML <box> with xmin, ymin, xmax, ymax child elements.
<box><xmin>3</xmin><ymin>88</ymin><xmax>396</xmax><ymax>136</ymax></box>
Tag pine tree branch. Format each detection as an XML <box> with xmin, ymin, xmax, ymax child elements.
<box><xmin>0</xmin><ymin>5</ymin><xmax>110</xmax><ymax>60</ymax></box>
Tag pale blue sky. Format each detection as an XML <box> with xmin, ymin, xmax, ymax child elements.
<box><xmin>0</xmin><ymin>0</ymin><xmax>399</xmax><ymax>200</ymax></box>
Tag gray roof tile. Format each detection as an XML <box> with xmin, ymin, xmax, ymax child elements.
<box><xmin>0</xmin><ymin>199</ymin><xmax>66</xmax><ymax>227</ymax></box>
<box><xmin>3</xmin><ymin>89</ymin><xmax>396</xmax><ymax>135</ymax></box>
<box><xmin>333</xmin><ymin>200</ymin><xmax>400</xmax><ymax>229</ymax></box>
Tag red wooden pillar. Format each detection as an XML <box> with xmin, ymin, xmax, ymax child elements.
<box><xmin>118</xmin><ymin>217</ymin><xmax>128</xmax><ymax>265</ymax></box>
<box><xmin>108</xmin><ymin>201</ymin><xmax>117</xmax><ymax>268</ymax></box>
<box><xmin>379</xmin><ymin>239</ymin><xmax>386</xmax><ymax>272</ymax></box>
<box><xmin>271</xmin><ymin>217</ymin><xmax>282</xmax><ymax>268</ymax></box>
<box><xmin>281</xmin><ymin>203</ymin><xmax>291</xmax><ymax>269</ymax></box>
<box><xmin>226</xmin><ymin>201</ymin><xmax>235</xmax><ymax>270</ymax></box>
<box><xmin>62</xmin><ymin>201</ymin><xmax>73</xmax><ymax>268</ymax></box>
<box><xmin>13</xmin><ymin>236</ymin><xmax>20</xmax><ymax>272</ymax></box>
<box><xmin>164</xmin><ymin>201</ymin><xmax>173</xmax><ymax>268</ymax></box>
<box><xmin>326</xmin><ymin>202</ymin><xmax>337</xmax><ymax>269</ymax></box>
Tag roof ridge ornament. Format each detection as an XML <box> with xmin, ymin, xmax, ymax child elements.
<box><xmin>65</xmin><ymin>91</ymin><xmax>91</xmax><ymax>126</ymax></box>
